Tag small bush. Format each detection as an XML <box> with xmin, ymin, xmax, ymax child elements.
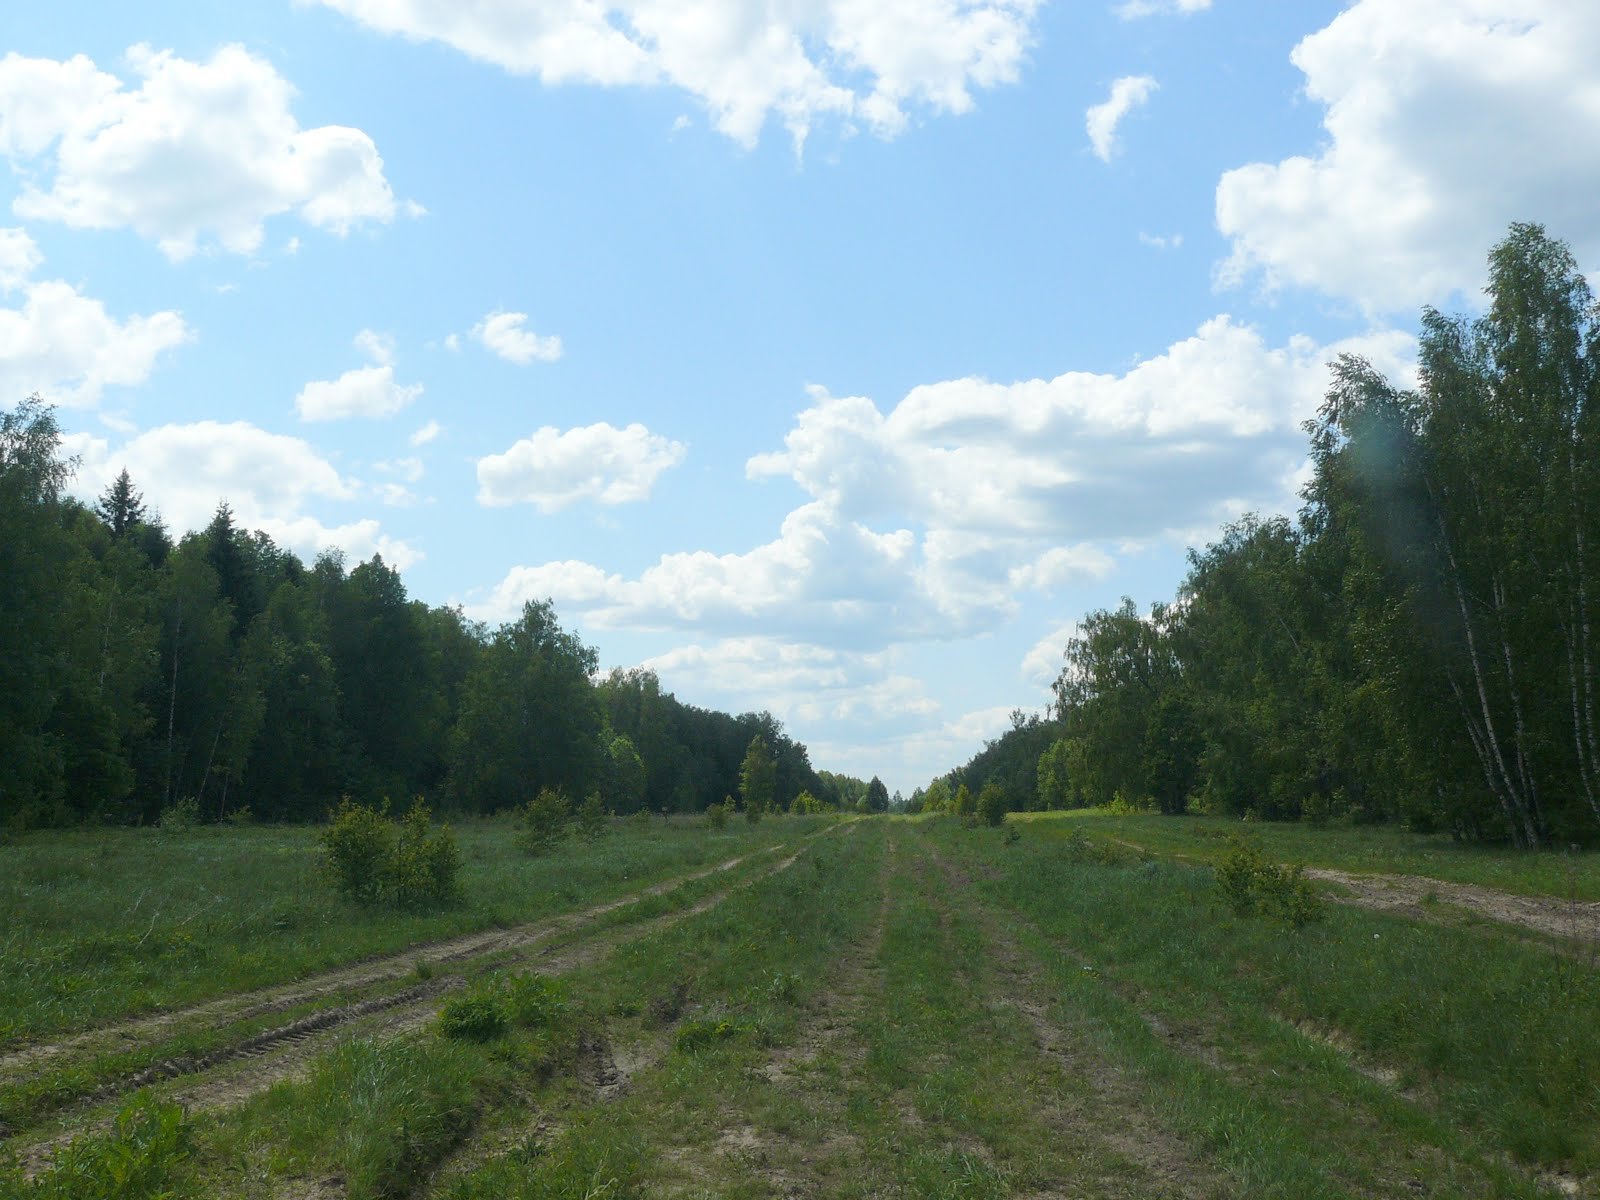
<box><xmin>436</xmin><ymin>993</ymin><xmax>507</xmax><ymax>1043</ymax></box>
<box><xmin>500</xmin><ymin>973</ymin><xmax>569</xmax><ymax>1028</ymax></box>
<box><xmin>320</xmin><ymin>798</ymin><xmax>459</xmax><ymax>908</ymax></box>
<box><xmin>0</xmin><ymin>1097</ymin><xmax>191</xmax><ymax>1199</ymax></box>
<box><xmin>1215</xmin><ymin>839</ymin><xmax>1324</xmax><ymax>928</ymax></box>
<box><xmin>703</xmin><ymin>802</ymin><xmax>728</xmax><ymax>830</ymax></box>
<box><xmin>575</xmin><ymin>793</ymin><xmax>609</xmax><ymax>842</ymax></box>
<box><xmin>321</xmin><ymin>798</ymin><xmax>397</xmax><ymax>904</ymax></box>
<box><xmin>674</xmin><ymin>1015</ymin><xmax>744</xmax><ymax>1055</ymax></box>
<box><xmin>519</xmin><ymin>788</ymin><xmax>572</xmax><ymax>856</ymax></box>
<box><xmin>977</xmin><ymin>783</ymin><xmax>1008</xmax><ymax>828</ymax></box>
<box><xmin>223</xmin><ymin>806</ymin><xmax>253</xmax><ymax>826</ymax></box>
<box><xmin>158</xmin><ymin>796</ymin><xmax>201</xmax><ymax>833</ymax></box>
<box><xmin>390</xmin><ymin>800</ymin><xmax>461</xmax><ymax>909</ymax></box>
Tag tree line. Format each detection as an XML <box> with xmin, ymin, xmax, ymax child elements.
<box><xmin>0</xmin><ymin>410</ymin><xmax>868</xmax><ymax>827</ymax></box>
<box><xmin>919</xmin><ymin>225</ymin><xmax>1600</xmax><ymax>849</ymax></box>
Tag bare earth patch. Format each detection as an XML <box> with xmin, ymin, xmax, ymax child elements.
<box><xmin>1305</xmin><ymin>868</ymin><xmax>1600</xmax><ymax>944</ymax></box>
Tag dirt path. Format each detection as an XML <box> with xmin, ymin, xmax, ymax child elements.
<box><xmin>17</xmin><ymin>846</ymin><xmax>817</xmax><ymax>1179</ymax></box>
<box><xmin>0</xmin><ymin>845</ymin><xmax>783</xmax><ymax>1085</ymax></box>
<box><xmin>1305</xmin><ymin>868</ymin><xmax>1600</xmax><ymax>944</ymax></box>
<box><xmin>917</xmin><ymin>836</ymin><xmax>1220</xmax><ymax>1198</ymax></box>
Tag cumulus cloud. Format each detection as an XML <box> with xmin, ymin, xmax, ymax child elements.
<box><xmin>0</xmin><ymin>233</ymin><xmax>190</xmax><ymax>407</ymax></box>
<box><xmin>295</xmin><ymin>330</ymin><xmax>423</xmax><ymax>421</ymax></box>
<box><xmin>68</xmin><ymin>420</ymin><xmax>421</xmax><ymax>568</ymax></box>
<box><xmin>1086</xmin><ymin>74</ymin><xmax>1157</xmax><ymax>161</ymax></box>
<box><xmin>1216</xmin><ymin>0</ymin><xmax>1600</xmax><ymax>312</ymax></box>
<box><xmin>471</xmin><ymin>310</ymin><xmax>562</xmax><ymax>364</ymax></box>
<box><xmin>476</xmin><ymin>421</ymin><xmax>687</xmax><ymax>510</ymax></box>
<box><xmin>1022</xmin><ymin>621</ymin><xmax>1079</xmax><ymax>688</ymax></box>
<box><xmin>305</xmin><ymin>0</ymin><xmax>1041</xmax><ymax>148</ymax></box>
<box><xmin>409</xmin><ymin>419</ymin><xmax>442</xmax><ymax>446</ymax></box>
<box><xmin>471</xmin><ymin>317</ymin><xmax>1415</xmax><ymax>646</ymax></box>
<box><xmin>0</xmin><ymin>44</ymin><xmax>397</xmax><ymax>259</ymax></box>
<box><xmin>1116</xmin><ymin>0</ymin><xmax>1210</xmax><ymax>17</ymax></box>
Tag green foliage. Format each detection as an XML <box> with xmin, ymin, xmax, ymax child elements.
<box><xmin>952</xmin><ymin>783</ymin><xmax>975</xmax><ymax>821</ymax></box>
<box><xmin>436</xmin><ymin>972</ymin><xmax>569</xmax><ymax>1043</ymax></box>
<box><xmin>320</xmin><ymin>798</ymin><xmax>458</xmax><ymax>908</ymax></box>
<box><xmin>321</xmin><ymin>798</ymin><xmax>398</xmax><ymax>904</ymax></box>
<box><xmin>704</xmin><ymin>800</ymin><xmax>729</xmax><ymax>830</ymax></box>
<box><xmin>0</xmin><ymin>1097</ymin><xmax>191</xmax><ymax>1199</ymax></box>
<box><xmin>977</xmin><ymin>781</ymin><xmax>1008</xmax><ymax>827</ymax></box>
<box><xmin>1214</xmin><ymin>839</ymin><xmax>1324</xmax><ymax>928</ymax></box>
<box><xmin>739</xmin><ymin>734</ymin><xmax>777</xmax><ymax>819</ymax></box>
<box><xmin>575</xmin><ymin>792</ymin><xmax>609</xmax><ymax>842</ymax></box>
<box><xmin>517</xmin><ymin>787</ymin><xmax>573</xmax><ymax>856</ymax></box>
<box><xmin>157</xmin><ymin>795</ymin><xmax>200</xmax><ymax>833</ymax></box>
<box><xmin>790</xmin><ymin>789</ymin><xmax>824</xmax><ymax>814</ymax></box>
<box><xmin>390</xmin><ymin>800</ymin><xmax>461</xmax><ymax>908</ymax></box>
<box><xmin>673</xmin><ymin>1014</ymin><xmax>746</xmax><ymax>1055</ymax></box>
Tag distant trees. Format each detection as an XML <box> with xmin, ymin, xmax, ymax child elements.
<box><xmin>0</xmin><ymin>411</ymin><xmax>848</xmax><ymax>829</ymax></box>
<box><xmin>1004</xmin><ymin>224</ymin><xmax>1600</xmax><ymax>847</ymax></box>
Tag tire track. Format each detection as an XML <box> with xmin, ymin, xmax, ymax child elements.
<box><xmin>0</xmin><ymin>844</ymin><xmax>783</xmax><ymax>1084</ymax></box>
<box><xmin>16</xmin><ymin>841</ymin><xmax>820</xmax><ymax>1179</ymax></box>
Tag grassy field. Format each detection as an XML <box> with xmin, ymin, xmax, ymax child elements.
<box><xmin>2</xmin><ymin>812</ymin><xmax>1596</xmax><ymax>1199</ymax></box>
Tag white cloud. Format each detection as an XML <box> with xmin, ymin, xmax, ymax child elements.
<box><xmin>68</xmin><ymin>420</ymin><xmax>421</xmax><ymax>568</ymax></box>
<box><xmin>376</xmin><ymin>454</ymin><xmax>424</xmax><ymax>483</ymax></box>
<box><xmin>1116</xmin><ymin>0</ymin><xmax>1210</xmax><ymax>17</ymax></box>
<box><xmin>305</xmin><ymin>0</ymin><xmax>1041</xmax><ymax>148</ymax></box>
<box><xmin>295</xmin><ymin>330</ymin><xmax>423</xmax><ymax>421</ymax></box>
<box><xmin>409</xmin><ymin>419</ymin><xmax>442</xmax><ymax>446</ymax></box>
<box><xmin>476</xmin><ymin>421</ymin><xmax>686</xmax><ymax>510</ymax></box>
<box><xmin>0</xmin><ymin>227</ymin><xmax>42</xmax><ymax>290</ymax></box>
<box><xmin>1215</xmin><ymin>0</ymin><xmax>1600</xmax><ymax>312</ymax></box>
<box><xmin>1022</xmin><ymin>621</ymin><xmax>1079</xmax><ymax>688</ymax></box>
<box><xmin>472</xmin><ymin>317</ymin><xmax>1415</xmax><ymax>646</ymax></box>
<box><xmin>0</xmin><ymin>266</ymin><xmax>190</xmax><ymax>408</ymax></box>
<box><xmin>1138</xmin><ymin>231</ymin><xmax>1182</xmax><ymax>250</ymax></box>
<box><xmin>0</xmin><ymin>44</ymin><xmax>397</xmax><ymax>259</ymax></box>
<box><xmin>1086</xmin><ymin>74</ymin><xmax>1157</xmax><ymax>162</ymax></box>
<box><xmin>471</xmin><ymin>310</ymin><xmax>562</xmax><ymax>364</ymax></box>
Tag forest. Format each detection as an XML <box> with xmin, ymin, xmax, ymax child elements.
<box><xmin>0</xmin><ymin>418</ymin><xmax>878</xmax><ymax>828</ymax></box>
<box><xmin>923</xmin><ymin>225</ymin><xmax>1600</xmax><ymax>850</ymax></box>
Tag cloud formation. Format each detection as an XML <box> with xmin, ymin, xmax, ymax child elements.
<box><xmin>295</xmin><ymin>330</ymin><xmax>424</xmax><ymax>421</ymax></box>
<box><xmin>476</xmin><ymin>421</ymin><xmax>687</xmax><ymax>510</ymax></box>
<box><xmin>1086</xmin><ymin>74</ymin><xmax>1157</xmax><ymax>161</ymax></box>
<box><xmin>1216</xmin><ymin>0</ymin><xmax>1600</xmax><ymax>311</ymax></box>
<box><xmin>471</xmin><ymin>311</ymin><xmax>562</xmax><ymax>364</ymax></box>
<box><xmin>0</xmin><ymin>45</ymin><xmax>397</xmax><ymax>259</ymax></box>
<box><xmin>306</xmin><ymin>0</ymin><xmax>1042</xmax><ymax>147</ymax></box>
<box><xmin>0</xmin><ymin>228</ymin><xmax>190</xmax><ymax>407</ymax></box>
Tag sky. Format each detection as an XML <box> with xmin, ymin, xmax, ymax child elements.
<box><xmin>5</xmin><ymin>0</ymin><xmax>1599</xmax><ymax>797</ymax></box>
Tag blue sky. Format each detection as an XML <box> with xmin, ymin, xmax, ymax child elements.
<box><xmin>5</xmin><ymin>1</ymin><xmax>1597</xmax><ymax>795</ymax></box>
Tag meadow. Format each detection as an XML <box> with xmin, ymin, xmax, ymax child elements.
<box><xmin>2</xmin><ymin>812</ymin><xmax>1595</xmax><ymax>1199</ymax></box>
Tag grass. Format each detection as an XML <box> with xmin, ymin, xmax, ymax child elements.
<box><xmin>0</xmin><ymin>814</ymin><xmax>824</xmax><ymax>1045</ymax></box>
<box><xmin>1032</xmin><ymin>809</ymin><xmax>1600</xmax><ymax>899</ymax></box>
<box><xmin>8</xmin><ymin>812</ymin><xmax>1595</xmax><ymax>1198</ymax></box>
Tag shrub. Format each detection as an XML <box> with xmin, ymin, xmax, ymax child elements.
<box><xmin>1215</xmin><ymin>839</ymin><xmax>1323</xmax><ymax>929</ymax></box>
<box><xmin>390</xmin><ymin>800</ymin><xmax>461</xmax><ymax>909</ymax></box>
<box><xmin>436</xmin><ymin>993</ymin><xmax>507</xmax><ymax>1043</ymax></box>
<box><xmin>321</xmin><ymin>798</ymin><xmax>397</xmax><ymax>904</ymax></box>
<box><xmin>790</xmin><ymin>790</ymin><xmax>824</xmax><ymax>815</ymax></box>
<box><xmin>575</xmin><ymin>793</ymin><xmax>609</xmax><ymax>843</ymax></box>
<box><xmin>674</xmin><ymin>1015</ymin><xmax>743</xmax><ymax>1055</ymax></box>
<box><xmin>0</xmin><ymin>1097</ymin><xmax>191</xmax><ymax>1199</ymax></box>
<box><xmin>158</xmin><ymin>796</ymin><xmax>201</xmax><ymax>833</ymax></box>
<box><xmin>704</xmin><ymin>802</ymin><xmax>728</xmax><ymax>830</ymax></box>
<box><xmin>518</xmin><ymin>788</ymin><xmax>572</xmax><ymax>856</ymax></box>
<box><xmin>977</xmin><ymin>783</ymin><xmax>1008</xmax><ymax>828</ymax></box>
<box><xmin>320</xmin><ymin>798</ymin><xmax>458</xmax><ymax>908</ymax></box>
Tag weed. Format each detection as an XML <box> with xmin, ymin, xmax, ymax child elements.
<box><xmin>437</xmin><ymin>994</ymin><xmax>509</xmax><ymax>1043</ymax></box>
<box><xmin>0</xmin><ymin>1097</ymin><xmax>191</xmax><ymax>1199</ymax></box>
<box><xmin>437</xmin><ymin>972</ymin><xmax>570</xmax><ymax>1043</ymax></box>
<box><xmin>673</xmin><ymin>1015</ymin><xmax>745</xmax><ymax>1055</ymax></box>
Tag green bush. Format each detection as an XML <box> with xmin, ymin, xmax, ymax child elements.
<box><xmin>977</xmin><ymin>783</ymin><xmax>1008</xmax><ymax>828</ymax></box>
<box><xmin>518</xmin><ymin>788</ymin><xmax>572</xmax><ymax>856</ymax></box>
<box><xmin>575</xmin><ymin>792</ymin><xmax>609</xmax><ymax>842</ymax></box>
<box><xmin>320</xmin><ymin>798</ymin><xmax>459</xmax><ymax>908</ymax></box>
<box><xmin>704</xmin><ymin>801</ymin><xmax>728</xmax><ymax>830</ymax></box>
<box><xmin>390</xmin><ymin>800</ymin><xmax>461</xmax><ymax>909</ymax></box>
<box><xmin>673</xmin><ymin>1015</ymin><xmax>744</xmax><ymax>1055</ymax></box>
<box><xmin>157</xmin><ymin>796</ymin><xmax>200</xmax><ymax>833</ymax></box>
<box><xmin>321</xmin><ymin>798</ymin><xmax>397</xmax><ymax>904</ymax></box>
<box><xmin>435</xmin><ymin>993</ymin><xmax>508</xmax><ymax>1043</ymax></box>
<box><xmin>0</xmin><ymin>1097</ymin><xmax>191</xmax><ymax>1199</ymax></box>
<box><xmin>1215</xmin><ymin>838</ymin><xmax>1323</xmax><ymax>928</ymax></box>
